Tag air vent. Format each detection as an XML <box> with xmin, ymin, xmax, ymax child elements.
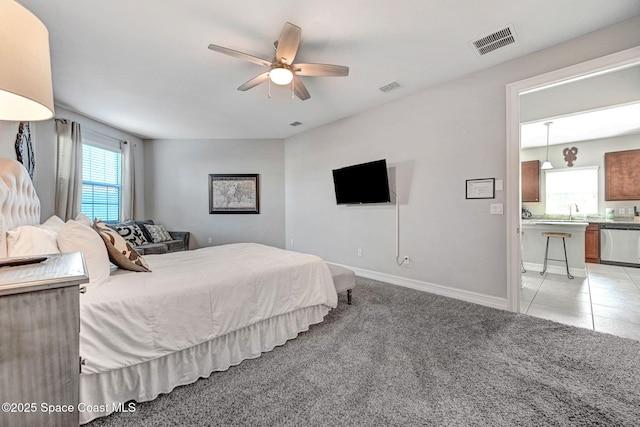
<box><xmin>470</xmin><ymin>24</ymin><xmax>516</xmax><ymax>56</ymax></box>
<box><xmin>379</xmin><ymin>81</ymin><xmax>401</xmax><ymax>93</ymax></box>
<box><xmin>289</xmin><ymin>121</ymin><xmax>303</xmax><ymax>127</ymax></box>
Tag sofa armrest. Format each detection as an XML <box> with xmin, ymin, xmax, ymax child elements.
<box><xmin>169</xmin><ymin>231</ymin><xmax>190</xmax><ymax>249</ymax></box>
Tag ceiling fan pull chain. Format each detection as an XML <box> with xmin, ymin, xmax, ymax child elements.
<box><xmin>292</xmin><ymin>78</ymin><xmax>295</xmax><ymax>100</ymax></box>
<box><xmin>268</xmin><ymin>78</ymin><xmax>271</xmax><ymax>99</ymax></box>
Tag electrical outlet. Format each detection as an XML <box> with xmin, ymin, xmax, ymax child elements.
<box><xmin>619</xmin><ymin>208</ymin><xmax>626</xmax><ymax>215</ymax></box>
<box><xmin>290</xmin><ymin>238</ymin><xmax>294</xmax><ymax>246</ymax></box>
<box><xmin>629</xmin><ymin>208</ymin><xmax>634</xmax><ymax>215</ymax></box>
<box><xmin>207</xmin><ymin>237</ymin><xmax>212</xmax><ymax>244</ymax></box>
<box><xmin>357</xmin><ymin>248</ymin><xmax>363</xmax><ymax>257</ymax></box>
<box><xmin>490</xmin><ymin>203</ymin><xmax>503</xmax><ymax>215</ymax></box>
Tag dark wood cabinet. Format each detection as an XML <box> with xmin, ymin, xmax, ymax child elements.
<box><xmin>521</xmin><ymin>160</ymin><xmax>540</xmax><ymax>202</ymax></box>
<box><xmin>585</xmin><ymin>223</ymin><xmax>600</xmax><ymax>264</ymax></box>
<box><xmin>605</xmin><ymin>149</ymin><xmax>640</xmax><ymax>200</ymax></box>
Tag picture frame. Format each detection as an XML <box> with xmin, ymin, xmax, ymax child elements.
<box><xmin>209</xmin><ymin>174</ymin><xmax>260</xmax><ymax>214</ymax></box>
<box><xmin>465</xmin><ymin>178</ymin><xmax>495</xmax><ymax>199</ymax></box>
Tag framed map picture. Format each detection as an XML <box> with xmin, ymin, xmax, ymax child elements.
<box><xmin>209</xmin><ymin>174</ymin><xmax>260</xmax><ymax>214</ymax></box>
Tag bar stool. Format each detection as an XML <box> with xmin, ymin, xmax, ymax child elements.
<box><xmin>539</xmin><ymin>232</ymin><xmax>573</xmax><ymax>279</ymax></box>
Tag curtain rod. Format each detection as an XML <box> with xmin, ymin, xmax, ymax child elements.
<box><xmin>83</xmin><ymin>126</ymin><xmax>128</xmax><ymax>144</ymax></box>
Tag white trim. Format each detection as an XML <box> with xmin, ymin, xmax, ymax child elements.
<box><xmin>336</xmin><ymin>264</ymin><xmax>508</xmax><ymax>310</ymax></box>
<box><xmin>506</xmin><ymin>46</ymin><xmax>640</xmax><ymax>313</ymax></box>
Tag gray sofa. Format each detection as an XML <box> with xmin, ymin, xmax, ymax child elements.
<box><xmin>117</xmin><ymin>220</ymin><xmax>190</xmax><ymax>255</ymax></box>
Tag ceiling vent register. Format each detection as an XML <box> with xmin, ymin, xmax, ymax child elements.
<box><xmin>379</xmin><ymin>81</ymin><xmax>401</xmax><ymax>93</ymax></box>
<box><xmin>471</xmin><ymin>24</ymin><xmax>516</xmax><ymax>56</ymax></box>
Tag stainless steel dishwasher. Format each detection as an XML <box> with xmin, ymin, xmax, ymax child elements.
<box><xmin>600</xmin><ymin>223</ymin><xmax>640</xmax><ymax>267</ymax></box>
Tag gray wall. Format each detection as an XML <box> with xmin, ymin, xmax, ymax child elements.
<box><xmin>143</xmin><ymin>138</ymin><xmax>285</xmax><ymax>249</ymax></box>
<box><xmin>0</xmin><ymin>106</ymin><xmax>145</xmax><ymax>221</ymax></box>
<box><xmin>284</xmin><ymin>16</ymin><xmax>640</xmax><ymax>299</ymax></box>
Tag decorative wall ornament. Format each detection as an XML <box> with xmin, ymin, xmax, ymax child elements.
<box><xmin>563</xmin><ymin>146</ymin><xmax>578</xmax><ymax>167</ymax></box>
<box><xmin>15</xmin><ymin>122</ymin><xmax>35</xmax><ymax>179</ymax></box>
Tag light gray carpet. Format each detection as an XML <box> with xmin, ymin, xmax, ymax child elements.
<box><xmin>88</xmin><ymin>277</ymin><xmax>640</xmax><ymax>426</ymax></box>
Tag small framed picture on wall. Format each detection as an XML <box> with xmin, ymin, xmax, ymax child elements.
<box><xmin>209</xmin><ymin>174</ymin><xmax>260</xmax><ymax>214</ymax></box>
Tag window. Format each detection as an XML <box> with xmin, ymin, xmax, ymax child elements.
<box><xmin>545</xmin><ymin>166</ymin><xmax>598</xmax><ymax>215</ymax></box>
<box><xmin>81</xmin><ymin>144</ymin><xmax>121</xmax><ymax>223</ymax></box>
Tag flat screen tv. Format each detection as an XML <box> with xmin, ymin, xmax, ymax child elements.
<box><xmin>332</xmin><ymin>159</ymin><xmax>391</xmax><ymax>205</ymax></box>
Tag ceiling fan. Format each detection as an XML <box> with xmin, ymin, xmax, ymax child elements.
<box><xmin>208</xmin><ymin>22</ymin><xmax>349</xmax><ymax>101</ymax></box>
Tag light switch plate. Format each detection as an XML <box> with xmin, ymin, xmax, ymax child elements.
<box><xmin>490</xmin><ymin>203</ymin><xmax>504</xmax><ymax>214</ymax></box>
<box><xmin>495</xmin><ymin>179</ymin><xmax>503</xmax><ymax>191</ymax></box>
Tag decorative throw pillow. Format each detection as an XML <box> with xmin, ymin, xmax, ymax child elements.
<box><xmin>75</xmin><ymin>213</ymin><xmax>93</xmax><ymax>227</ymax></box>
<box><xmin>113</xmin><ymin>224</ymin><xmax>149</xmax><ymax>246</ymax></box>
<box><xmin>144</xmin><ymin>224</ymin><xmax>173</xmax><ymax>243</ymax></box>
<box><xmin>57</xmin><ymin>220</ymin><xmax>111</xmax><ymax>286</ymax></box>
<box><xmin>6</xmin><ymin>225</ymin><xmax>60</xmax><ymax>257</ymax></box>
<box><xmin>93</xmin><ymin>220</ymin><xmax>151</xmax><ymax>272</ymax></box>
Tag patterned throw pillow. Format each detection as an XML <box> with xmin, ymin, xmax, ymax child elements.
<box><xmin>144</xmin><ymin>224</ymin><xmax>173</xmax><ymax>243</ymax></box>
<box><xmin>93</xmin><ymin>220</ymin><xmax>151</xmax><ymax>272</ymax></box>
<box><xmin>113</xmin><ymin>224</ymin><xmax>149</xmax><ymax>246</ymax></box>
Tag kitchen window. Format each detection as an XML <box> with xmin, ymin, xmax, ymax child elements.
<box><xmin>81</xmin><ymin>143</ymin><xmax>121</xmax><ymax>223</ymax></box>
<box><xmin>545</xmin><ymin>166</ymin><xmax>598</xmax><ymax>215</ymax></box>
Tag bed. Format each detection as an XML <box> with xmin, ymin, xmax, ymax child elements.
<box><xmin>0</xmin><ymin>159</ymin><xmax>337</xmax><ymax>424</ymax></box>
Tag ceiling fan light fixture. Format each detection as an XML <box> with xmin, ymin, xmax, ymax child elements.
<box><xmin>269</xmin><ymin>67</ymin><xmax>293</xmax><ymax>85</ymax></box>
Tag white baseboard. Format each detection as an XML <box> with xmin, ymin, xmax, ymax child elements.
<box><xmin>337</xmin><ymin>265</ymin><xmax>509</xmax><ymax>311</ymax></box>
<box><xmin>522</xmin><ymin>262</ymin><xmax>587</xmax><ymax>278</ymax></box>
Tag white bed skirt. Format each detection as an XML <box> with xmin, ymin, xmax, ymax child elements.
<box><xmin>79</xmin><ymin>305</ymin><xmax>330</xmax><ymax>424</ymax></box>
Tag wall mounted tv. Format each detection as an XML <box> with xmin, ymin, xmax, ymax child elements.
<box><xmin>332</xmin><ymin>159</ymin><xmax>391</xmax><ymax>205</ymax></box>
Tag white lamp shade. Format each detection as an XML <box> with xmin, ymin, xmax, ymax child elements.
<box><xmin>0</xmin><ymin>0</ymin><xmax>55</xmax><ymax>121</ymax></box>
<box><xmin>541</xmin><ymin>161</ymin><xmax>553</xmax><ymax>170</ymax></box>
<box><xmin>269</xmin><ymin>67</ymin><xmax>293</xmax><ymax>85</ymax></box>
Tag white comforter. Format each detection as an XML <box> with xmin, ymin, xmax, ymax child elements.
<box><xmin>79</xmin><ymin>243</ymin><xmax>337</xmax><ymax>374</ymax></box>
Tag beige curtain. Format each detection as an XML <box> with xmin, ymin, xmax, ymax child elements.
<box><xmin>120</xmin><ymin>141</ymin><xmax>135</xmax><ymax>221</ymax></box>
<box><xmin>54</xmin><ymin>119</ymin><xmax>83</xmax><ymax>221</ymax></box>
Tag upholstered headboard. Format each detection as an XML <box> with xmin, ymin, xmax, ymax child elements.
<box><xmin>0</xmin><ymin>158</ymin><xmax>41</xmax><ymax>257</ymax></box>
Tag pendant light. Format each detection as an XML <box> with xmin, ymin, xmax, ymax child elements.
<box><xmin>541</xmin><ymin>121</ymin><xmax>553</xmax><ymax>170</ymax></box>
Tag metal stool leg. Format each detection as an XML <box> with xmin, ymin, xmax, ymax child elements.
<box><xmin>540</xmin><ymin>236</ymin><xmax>550</xmax><ymax>276</ymax></box>
<box><xmin>561</xmin><ymin>237</ymin><xmax>574</xmax><ymax>279</ymax></box>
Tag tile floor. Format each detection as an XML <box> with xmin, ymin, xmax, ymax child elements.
<box><xmin>520</xmin><ymin>263</ymin><xmax>640</xmax><ymax>341</ymax></box>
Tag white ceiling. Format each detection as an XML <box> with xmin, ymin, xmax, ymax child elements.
<box><xmin>521</xmin><ymin>102</ymin><xmax>640</xmax><ymax>148</ymax></box>
<box><xmin>18</xmin><ymin>0</ymin><xmax>640</xmax><ymax>140</ymax></box>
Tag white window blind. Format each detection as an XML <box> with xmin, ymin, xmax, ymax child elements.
<box><xmin>81</xmin><ymin>144</ymin><xmax>121</xmax><ymax>223</ymax></box>
<box><xmin>545</xmin><ymin>166</ymin><xmax>598</xmax><ymax>215</ymax></box>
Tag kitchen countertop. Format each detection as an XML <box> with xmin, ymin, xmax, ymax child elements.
<box><xmin>523</xmin><ymin>217</ymin><xmax>640</xmax><ymax>226</ymax></box>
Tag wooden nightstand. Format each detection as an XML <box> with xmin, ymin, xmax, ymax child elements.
<box><xmin>0</xmin><ymin>252</ymin><xmax>88</xmax><ymax>427</ymax></box>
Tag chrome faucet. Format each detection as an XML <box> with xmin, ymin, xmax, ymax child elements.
<box><xmin>569</xmin><ymin>203</ymin><xmax>579</xmax><ymax>220</ymax></box>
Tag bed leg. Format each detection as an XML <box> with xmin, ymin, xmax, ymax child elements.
<box><xmin>347</xmin><ymin>289</ymin><xmax>352</xmax><ymax>305</ymax></box>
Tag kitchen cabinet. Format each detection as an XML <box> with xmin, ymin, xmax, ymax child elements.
<box><xmin>605</xmin><ymin>149</ymin><xmax>640</xmax><ymax>200</ymax></box>
<box><xmin>521</xmin><ymin>160</ymin><xmax>540</xmax><ymax>202</ymax></box>
<box><xmin>0</xmin><ymin>253</ymin><xmax>88</xmax><ymax>427</ymax></box>
<box><xmin>585</xmin><ymin>223</ymin><xmax>600</xmax><ymax>264</ymax></box>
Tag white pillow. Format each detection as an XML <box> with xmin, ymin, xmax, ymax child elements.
<box><xmin>6</xmin><ymin>225</ymin><xmax>60</xmax><ymax>257</ymax></box>
<box><xmin>75</xmin><ymin>213</ymin><xmax>93</xmax><ymax>227</ymax></box>
<box><xmin>57</xmin><ymin>220</ymin><xmax>110</xmax><ymax>286</ymax></box>
<box><xmin>39</xmin><ymin>215</ymin><xmax>65</xmax><ymax>233</ymax></box>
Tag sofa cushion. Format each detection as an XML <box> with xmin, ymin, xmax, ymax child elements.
<box><xmin>135</xmin><ymin>243</ymin><xmax>168</xmax><ymax>255</ymax></box>
<box><xmin>164</xmin><ymin>239</ymin><xmax>186</xmax><ymax>252</ymax></box>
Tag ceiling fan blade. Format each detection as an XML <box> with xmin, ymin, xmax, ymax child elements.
<box><xmin>208</xmin><ymin>44</ymin><xmax>272</xmax><ymax>68</ymax></box>
<box><xmin>275</xmin><ymin>22</ymin><xmax>301</xmax><ymax>65</ymax></box>
<box><xmin>294</xmin><ymin>63</ymin><xmax>349</xmax><ymax>77</ymax></box>
<box><xmin>238</xmin><ymin>72</ymin><xmax>270</xmax><ymax>91</ymax></box>
<box><xmin>292</xmin><ymin>75</ymin><xmax>310</xmax><ymax>101</ymax></box>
